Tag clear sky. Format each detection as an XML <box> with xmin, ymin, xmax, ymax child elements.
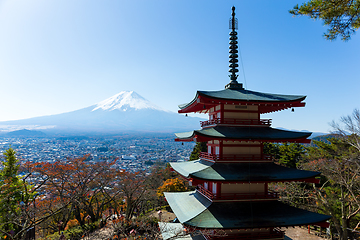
<box><xmin>0</xmin><ymin>0</ymin><xmax>359</xmax><ymax>133</ymax></box>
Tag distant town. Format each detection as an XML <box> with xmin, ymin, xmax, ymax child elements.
<box><xmin>0</xmin><ymin>134</ymin><xmax>195</xmax><ymax>172</ymax></box>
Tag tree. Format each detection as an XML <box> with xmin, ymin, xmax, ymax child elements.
<box><xmin>264</xmin><ymin>142</ymin><xmax>305</xmax><ymax>168</ymax></box>
<box><xmin>156</xmin><ymin>178</ymin><xmax>187</xmax><ymax>198</ymax></box>
<box><xmin>263</xmin><ymin>142</ymin><xmax>280</xmax><ymax>161</ymax></box>
<box><xmin>302</xmin><ymin>138</ymin><xmax>360</xmax><ymax>239</ymax></box>
<box><xmin>278</xmin><ymin>143</ymin><xmax>305</xmax><ymax>168</ymax></box>
<box><xmin>115</xmin><ymin>170</ymin><xmax>148</xmax><ymax>221</ymax></box>
<box><xmin>64</xmin><ymin>157</ymin><xmax>119</xmax><ymax>226</ymax></box>
<box><xmin>290</xmin><ymin>0</ymin><xmax>360</xmax><ymax>40</ymax></box>
<box><xmin>276</xmin><ymin>110</ymin><xmax>360</xmax><ymax>239</ymax></box>
<box><xmin>0</xmin><ymin>148</ymin><xmax>36</xmax><ymax>240</ymax></box>
<box><xmin>146</xmin><ymin>165</ymin><xmax>178</xmax><ymax>191</ymax></box>
<box><xmin>25</xmin><ymin>155</ymin><xmax>120</xmax><ymax>233</ymax></box>
<box><xmin>144</xmin><ymin>165</ymin><xmax>178</xmax><ymax>210</ymax></box>
<box><xmin>189</xmin><ymin>142</ymin><xmax>207</xmax><ymax>161</ymax></box>
<box><xmin>331</xmin><ymin>108</ymin><xmax>360</xmax><ymax>152</ymax></box>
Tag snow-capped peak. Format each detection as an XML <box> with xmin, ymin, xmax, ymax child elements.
<box><xmin>92</xmin><ymin>91</ymin><xmax>165</xmax><ymax>112</ymax></box>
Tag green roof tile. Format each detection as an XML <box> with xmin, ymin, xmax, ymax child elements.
<box><xmin>179</xmin><ymin>89</ymin><xmax>306</xmax><ymax>110</ymax></box>
<box><xmin>170</xmin><ymin>161</ymin><xmax>320</xmax><ymax>181</ymax></box>
<box><xmin>164</xmin><ymin>191</ymin><xmax>211</xmax><ymax>223</ymax></box>
<box><xmin>165</xmin><ymin>191</ymin><xmax>330</xmax><ymax>229</ymax></box>
<box><xmin>175</xmin><ymin>126</ymin><xmax>311</xmax><ymax>141</ymax></box>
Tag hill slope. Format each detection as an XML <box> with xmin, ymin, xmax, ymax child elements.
<box><xmin>0</xmin><ymin>91</ymin><xmax>202</xmax><ymax>135</ymax></box>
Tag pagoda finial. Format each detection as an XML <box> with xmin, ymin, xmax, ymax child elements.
<box><xmin>225</xmin><ymin>6</ymin><xmax>244</xmax><ymax>90</ymax></box>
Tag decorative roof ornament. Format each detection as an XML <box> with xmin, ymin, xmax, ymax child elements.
<box><xmin>225</xmin><ymin>6</ymin><xmax>244</xmax><ymax>90</ymax></box>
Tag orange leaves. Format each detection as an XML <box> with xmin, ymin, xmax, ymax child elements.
<box><xmin>65</xmin><ymin>219</ymin><xmax>80</xmax><ymax>230</ymax></box>
<box><xmin>19</xmin><ymin>154</ymin><xmax>122</xmax><ymax>232</ymax></box>
<box><xmin>156</xmin><ymin>178</ymin><xmax>187</xmax><ymax>197</ymax></box>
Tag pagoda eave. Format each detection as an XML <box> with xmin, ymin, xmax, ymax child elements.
<box><xmin>175</xmin><ymin>127</ymin><xmax>311</xmax><ymax>143</ymax></box>
<box><xmin>178</xmin><ymin>92</ymin><xmax>306</xmax><ymax>114</ymax></box>
<box><xmin>165</xmin><ymin>191</ymin><xmax>330</xmax><ymax>229</ymax></box>
<box><xmin>175</xmin><ymin>135</ymin><xmax>311</xmax><ymax>144</ymax></box>
<box><xmin>188</xmin><ymin>176</ymin><xmax>320</xmax><ymax>185</ymax></box>
<box><xmin>170</xmin><ymin>161</ymin><xmax>321</xmax><ymax>182</ymax></box>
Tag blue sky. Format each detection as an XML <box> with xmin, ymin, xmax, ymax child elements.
<box><xmin>0</xmin><ymin>0</ymin><xmax>359</xmax><ymax>133</ymax></box>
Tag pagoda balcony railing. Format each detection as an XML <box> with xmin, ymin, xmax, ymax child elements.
<box><xmin>199</xmin><ymin>152</ymin><xmax>218</xmax><ymax>161</ymax></box>
<box><xmin>200</xmin><ymin>118</ymin><xmax>272</xmax><ymax>127</ymax></box>
<box><xmin>199</xmin><ymin>152</ymin><xmax>272</xmax><ymax>162</ymax></box>
<box><xmin>196</xmin><ymin>185</ymin><xmax>279</xmax><ymax>201</ymax></box>
<box><xmin>197</xmin><ymin>185</ymin><xmax>214</xmax><ymax>200</ymax></box>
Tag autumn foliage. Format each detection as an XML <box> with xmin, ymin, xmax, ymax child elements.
<box><xmin>0</xmin><ymin>146</ymin><xmax>184</xmax><ymax>239</ymax></box>
<box><xmin>156</xmin><ymin>178</ymin><xmax>187</xmax><ymax>197</ymax></box>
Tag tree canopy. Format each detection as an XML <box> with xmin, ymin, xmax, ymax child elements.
<box><xmin>290</xmin><ymin>0</ymin><xmax>360</xmax><ymax>40</ymax></box>
<box><xmin>264</xmin><ymin>142</ymin><xmax>305</xmax><ymax>168</ymax></box>
<box><xmin>304</xmin><ymin>138</ymin><xmax>360</xmax><ymax>239</ymax></box>
<box><xmin>0</xmin><ymin>148</ymin><xmax>36</xmax><ymax>240</ymax></box>
<box><xmin>157</xmin><ymin>178</ymin><xmax>187</xmax><ymax>198</ymax></box>
<box><xmin>275</xmin><ymin>109</ymin><xmax>360</xmax><ymax>239</ymax></box>
<box><xmin>189</xmin><ymin>142</ymin><xmax>207</xmax><ymax>161</ymax></box>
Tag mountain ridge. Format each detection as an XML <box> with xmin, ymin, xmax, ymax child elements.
<box><xmin>0</xmin><ymin>91</ymin><xmax>328</xmax><ymax>137</ymax></box>
<box><xmin>92</xmin><ymin>91</ymin><xmax>167</xmax><ymax>112</ymax></box>
<box><xmin>0</xmin><ymin>91</ymin><xmax>200</xmax><ymax>135</ymax></box>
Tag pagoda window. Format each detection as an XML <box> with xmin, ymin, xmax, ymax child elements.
<box><xmin>212</xmin><ymin>182</ymin><xmax>217</xmax><ymax>195</ymax></box>
<box><xmin>204</xmin><ymin>182</ymin><xmax>208</xmax><ymax>190</ymax></box>
<box><xmin>215</xmin><ymin>146</ymin><xmax>219</xmax><ymax>155</ymax></box>
<box><xmin>208</xmin><ymin>146</ymin><xmax>212</xmax><ymax>154</ymax></box>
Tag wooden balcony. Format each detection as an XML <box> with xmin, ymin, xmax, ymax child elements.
<box><xmin>199</xmin><ymin>152</ymin><xmax>218</xmax><ymax>161</ymax></box>
<box><xmin>197</xmin><ymin>185</ymin><xmax>214</xmax><ymax>200</ymax></box>
<box><xmin>200</xmin><ymin>118</ymin><xmax>272</xmax><ymax>127</ymax></box>
<box><xmin>199</xmin><ymin>152</ymin><xmax>272</xmax><ymax>162</ymax></box>
<box><xmin>216</xmin><ymin>191</ymin><xmax>279</xmax><ymax>201</ymax></box>
<box><xmin>196</xmin><ymin>185</ymin><xmax>279</xmax><ymax>201</ymax></box>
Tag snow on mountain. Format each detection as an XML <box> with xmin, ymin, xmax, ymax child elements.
<box><xmin>0</xmin><ymin>91</ymin><xmax>201</xmax><ymax>135</ymax></box>
<box><xmin>92</xmin><ymin>91</ymin><xmax>166</xmax><ymax>112</ymax></box>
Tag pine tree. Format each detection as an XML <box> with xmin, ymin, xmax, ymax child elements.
<box><xmin>0</xmin><ymin>148</ymin><xmax>23</xmax><ymax>238</ymax></box>
<box><xmin>0</xmin><ymin>148</ymin><xmax>34</xmax><ymax>239</ymax></box>
<box><xmin>290</xmin><ymin>0</ymin><xmax>360</xmax><ymax>41</ymax></box>
<box><xmin>189</xmin><ymin>142</ymin><xmax>207</xmax><ymax>161</ymax></box>
<box><xmin>264</xmin><ymin>142</ymin><xmax>305</xmax><ymax>168</ymax></box>
<box><xmin>278</xmin><ymin>143</ymin><xmax>305</xmax><ymax>169</ymax></box>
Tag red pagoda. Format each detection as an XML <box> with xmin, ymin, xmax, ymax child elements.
<box><xmin>164</xmin><ymin>6</ymin><xmax>330</xmax><ymax>240</ymax></box>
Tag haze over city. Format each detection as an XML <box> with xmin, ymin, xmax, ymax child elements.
<box><xmin>0</xmin><ymin>0</ymin><xmax>359</xmax><ymax>133</ymax></box>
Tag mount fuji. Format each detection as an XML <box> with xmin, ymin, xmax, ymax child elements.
<box><xmin>0</xmin><ymin>91</ymin><xmax>201</xmax><ymax>136</ymax></box>
<box><xmin>92</xmin><ymin>91</ymin><xmax>166</xmax><ymax>112</ymax></box>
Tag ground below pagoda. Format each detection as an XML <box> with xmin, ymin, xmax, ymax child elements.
<box><xmin>283</xmin><ymin>227</ymin><xmax>325</xmax><ymax>239</ymax></box>
<box><xmin>81</xmin><ymin>210</ymin><xmax>326</xmax><ymax>240</ymax></box>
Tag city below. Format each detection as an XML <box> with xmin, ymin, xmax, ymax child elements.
<box><xmin>0</xmin><ymin>134</ymin><xmax>195</xmax><ymax>173</ymax></box>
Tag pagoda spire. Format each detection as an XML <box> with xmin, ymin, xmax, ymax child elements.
<box><xmin>225</xmin><ymin>6</ymin><xmax>244</xmax><ymax>90</ymax></box>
